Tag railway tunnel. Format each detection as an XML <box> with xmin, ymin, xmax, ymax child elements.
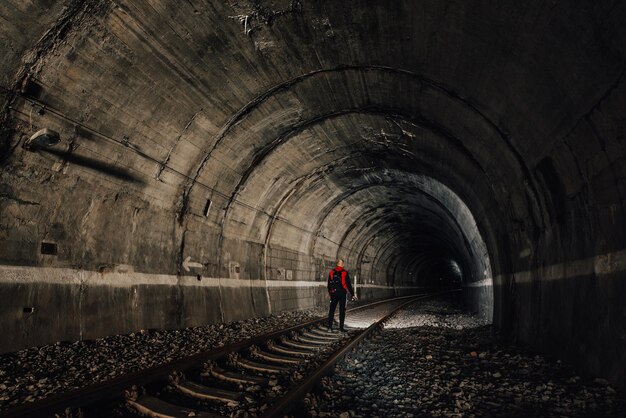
<box><xmin>0</xmin><ymin>0</ymin><xmax>625</xmax><ymax>411</ymax></box>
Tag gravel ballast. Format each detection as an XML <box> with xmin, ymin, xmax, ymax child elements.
<box><xmin>0</xmin><ymin>296</ymin><xmax>401</xmax><ymax>412</ymax></box>
<box><xmin>306</xmin><ymin>298</ymin><xmax>625</xmax><ymax>417</ymax></box>
<box><xmin>0</xmin><ymin>308</ymin><xmax>326</xmax><ymax>411</ymax></box>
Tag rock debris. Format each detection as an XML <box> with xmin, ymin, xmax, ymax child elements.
<box><xmin>0</xmin><ymin>308</ymin><xmax>325</xmax><ymax>411</ymax></box>
<box><xmin>305</xmin><ymin>299</ymin><xmax>625</xmax><ymax>417</ymax></box>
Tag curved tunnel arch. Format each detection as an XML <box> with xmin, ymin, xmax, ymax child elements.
<box><xmin>200</xmin><ymin>93</ymin><xmax>502</xmax><ymax>318</ymax></box>
<box><xmin>322</xmin><ymin>188</ymin><xmax>475</xmax><ymax>269</ymax></box>
<box><xmin>251</xmin><ymin>162</ymin><xmax>494</xmax><ymax>317</ymax></box>
<box><xmin>213</xmin><ymin>113</ymin><xmax>508</xmax><ymax>258</ymax></box>
<box><xmin>2</xmin><ymin>0</ymin><xmax>625</xmax><ymax>390</ymax></box>
<box><xmin>216</xmin><ymin>110</ymin><xmax>499</xmax><ymax>239</ymax></box>
<box><xmin>179</xmin><ymin>65</ymin><xmax>532</xmax><ymax>198</ymax></box>
<box><xmin>179</xmin><ymin>68</ymin><xmax>543</xmax><ymax>288</ymax></box>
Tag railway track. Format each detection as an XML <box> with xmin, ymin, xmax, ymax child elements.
<box><xmin>0</xmin><ymin>292</ymin><xmax>450</xmax><ymax>418</ymax></box>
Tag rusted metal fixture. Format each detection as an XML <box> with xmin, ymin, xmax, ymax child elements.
<box><xmin>23</xmin><ymin>128</ymin><xmax>60</xmax><ymax>150</ymax></box>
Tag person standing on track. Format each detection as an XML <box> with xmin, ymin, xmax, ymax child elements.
<box><xmin>327</xmin><ymin>259</ymin><xmax>357</xmax><ymax>332</ymax></box>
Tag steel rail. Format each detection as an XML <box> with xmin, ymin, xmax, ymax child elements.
<box><xmin>262</xmin><ymin>290</ymin><xmax>455</xmax><ymax>418</ymax></box>
<box><xmin>0</xmin><ymin>292</ymin><xmax>448</xmax><ymax>418</ymax></box>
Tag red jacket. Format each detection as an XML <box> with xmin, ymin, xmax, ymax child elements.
<box><xmin>327</xmin><ymin>266</ymin><xmax>354</xmax><ymax>295</ymax></box>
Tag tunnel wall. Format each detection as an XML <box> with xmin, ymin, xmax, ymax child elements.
<box><xmin>493</xmin><ymin>75</ymin><xmax>626</xmax><ymax>391</ymax></box>
<box><xmin>0</xmin><ymin>265</ymin><xmax>313</xmax><ymax>352</ymax></box>
<box><xmin>494</xmin><ymin>72</ymin><xmax>626</xmax><ymax>389</ymax></box>
<box><xmin>463</xmin><ymin>281</ymin><xmax>493</xmax><ymax>321</ymax></box>
<box><xmin>495</xmin><ymin>253</ymin><xmax>626</xmax><ymax>392</ymax></box>
<box><xmin>0</xmin><ymin>263</ymin><xmax>425</xmax><ymax>353</ymax></box>
<box><xmin>0</xmin><ymin>136</ymin><xmax>433</xmax><ymax>353</ymax></box>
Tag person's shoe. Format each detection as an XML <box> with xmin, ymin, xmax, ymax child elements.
<box><xmin>339</xmin><ymin>328</ymin><xmax>346</xmax><ymax>334</ymax></box>
<box><xmin>327</xmin><ymin>327</ymin><xmax>333</xmax><ymax>333</ymax></box>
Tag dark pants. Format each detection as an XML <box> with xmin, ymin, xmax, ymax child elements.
<box><xmin>328</xmin><ymin>292</ymin><xmax>347</xmax><ymax>330</ymax></box>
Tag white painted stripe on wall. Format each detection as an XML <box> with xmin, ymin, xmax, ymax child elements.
<box><xmin>4</xmin><ymin>247</ymin><xmax>623</xmax><ymax>290</ymax></box>
<box><xmin>0</xmin><ymin>265</ymin><xmax>414</xmax><ymax>290</ymax></box>
<box><xmin>464</xmin><ymin>278</ymin><xmax>492</xmax><ymax>288</ymax></box>
<box><xmin>487</xmin><ymin>248</ymin><xmax>626</xmax><ymax>286</ymax></box>
<box><xmin>358</xmin><ymin>284</ymin><xmax>429</xmax><ymax>289</ymax></box>
<box><xmin>461</xmin><ymin>248</ymin><xmax>626</xmax><ymax>288</ymax></box>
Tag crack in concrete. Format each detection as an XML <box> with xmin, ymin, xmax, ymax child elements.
<box><xmin>562</xmin><ymin>139</ymin><xmax>588</xmax><ymax>187</ymax></box>
<box><xmin>78</xmin><ymin>274</ymin><xmax>87</xmax><ymax>341</ymax></box>
<box><xmin>0</xmin><ymin>192</ymin><xmax>40</xmax><ymax>206</ymax></box>
<box><xmin>217</xmin><ymin>277</ymin><xmax>226</xmax><ymax>323</ymax></box>
<box><xmin>175</xmin><ymin>275</ymin><xmax>185</xmax><ymax>329</ymax></box>
<box><xmin>584</xmin><ymin>114</ymin><xmax>625</xmax><ymax>203</ymax></box>
<box><xmin>228</xmin><ymin>0</ymin><xmax>302</xmax><ymax>35</ymax></box>
<box><xmin>156</xmin><ymin>110</ymin><xmax>202</xmax><ymax>181</ymax></box>
<box><xmin>561</xmin><ymin>63</ymin><xmax>626</xmax><ymax>144</ymax></box>
<box><xmin>176</xmin><ymin>227</ymin><xmax>187</xmax><ymax>276</ymax></box>
<box><xmin>131</xmin><ymin>207</ymin><xmax>140</xmax><ymax>235</ymax></box>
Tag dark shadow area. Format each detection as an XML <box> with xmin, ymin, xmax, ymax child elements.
<box><xmin>39</xmin><ymin>147</ymin><xmax>144</xmax><ymax>184</ymax></box>
<box><xmin>313</xmin><ymin>296</ymin><xmax>626</xmax><ymax>417</ymax></box>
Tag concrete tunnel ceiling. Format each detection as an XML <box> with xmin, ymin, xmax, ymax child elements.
<box><xmin>1</xmin><ymin>0</ymin><xmax>626</xmax><ymax>389</ymax></box>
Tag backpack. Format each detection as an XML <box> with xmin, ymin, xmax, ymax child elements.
<box><xmin>329</xmin><ymin>269</ymin><xmax>345</xmax><ymax>294</ymax></box>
